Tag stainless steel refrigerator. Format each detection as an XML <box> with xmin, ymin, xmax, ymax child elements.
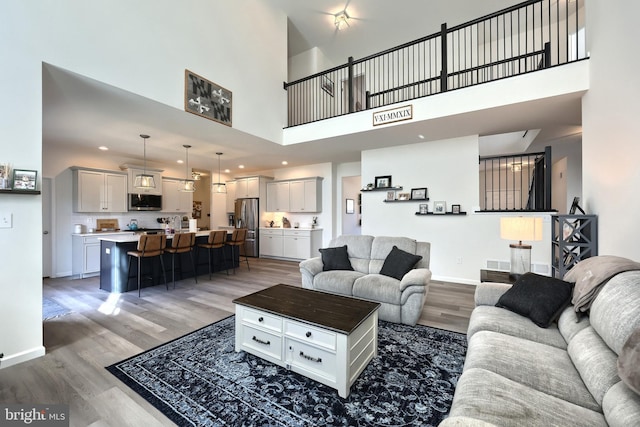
<box><xmin>234</xmin><ymin>198</ymin><xmax>259</xmax><ymax>257</ymax></box>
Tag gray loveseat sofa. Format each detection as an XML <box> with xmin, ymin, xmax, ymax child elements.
<box><xmin>299</xmin><ymin>235</ymin><xmax>431</xmax><ymax>326</ymax></box>
<box><xmin>441</xmin><ymin>256</ymin><xmax>640</xmax><ymax>427</ymax></box>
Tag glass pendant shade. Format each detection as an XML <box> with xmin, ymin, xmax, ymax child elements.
<box><xmin>135</xmin><ymin>134</ymin><xmax>156</xmax><ymax>189</ymax></box>
<box><xmin>179</xmin><ymin>144</ymin><xmax>196</xmax><ymax>192</ymax></box>
<box><xmin>212</xmin><ymin>152</ymin><xmax>227</xmax><ymax>194</ymax></box>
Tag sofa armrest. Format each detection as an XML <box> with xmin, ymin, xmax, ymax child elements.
<box><xmin>300</xmin><ymin>257</ymin><xmax>323</xmax><ymax>276</ymax></box>
<box><xmin>399</xmin><ymin>268</ymin><xmax>432</xmax><ymax>292</ymax></box>
<box><xmin>474</xmin><ymin>282</ymin><xmax>513</xmax><ymax>307</ymax></box>
<box><xmin>438</xmin><ymin>416</ymin><xmax>500</xmax><ymax>427</ymax></box>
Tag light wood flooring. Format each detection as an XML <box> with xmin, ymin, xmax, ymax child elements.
<box><xmin>0</xmin><ymin>257</ymin><xmax>475</xmax><ymax>427</ymax></box>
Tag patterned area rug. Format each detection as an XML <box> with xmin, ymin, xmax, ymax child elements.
<box><xmin>42</xmin><ymin>297</ymin><xmax>72</xmax><ymax>320</ymax></box>
<box><xmin>107</xmin><ymin>316</ymin><xmax>467</xmax><ymax>426</ymax></box>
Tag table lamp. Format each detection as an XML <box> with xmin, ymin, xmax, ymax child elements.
<box><xmin>500</xmin><ymin>216</ymin><xmax>543</xmax><ymax>280</ymax></box>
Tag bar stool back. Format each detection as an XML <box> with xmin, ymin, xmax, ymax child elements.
<box><xmin>226</xmin><ymin>228</ymin><xmax>250</xmax><ymax>274</ymax></box>
<box><xmin>127</xmin><ymin>234</ymin><xmax>167</xmax><ymax>297</ymax></box>
<box><xmin>198</xmin><ymin>230</ymin><xmax>229</xmax><ymax>279</ymax></box>
<box><xmin>165</xmin><ymin>232</ymin><xmax>198</xmax><ymax>288</ymax></box>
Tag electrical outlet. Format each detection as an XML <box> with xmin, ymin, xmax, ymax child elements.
<box><xmin>456</xmin><ymin>257</ymin><xmax>463</xmax><ymax>265</ymax></box>
<box><xmin>0</xmin><ymin>212</ymin><xmax>12</xmax><ymax>228</ymax></box>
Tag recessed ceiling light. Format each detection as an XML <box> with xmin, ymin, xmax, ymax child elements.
<box><xmin>224</xmin><ymin>169</ymin><xmax>230</xmax><ymax>173</ymax></box>
<box><xmin>282</xmin><ymin>161</ymin><xmax>288</xmax><ymax>165</ymax></box>
<box><xmin>238</xmin><ymin>165</ymin><xmax>245</xmax><ymax>169</ymax></box>
<box><xmin>177</xmin><ymin>159</ymin><xmax>184</xmax><ymax>164</ymax></box>
<box><xmin>418</xmin><ymin>134</ymin><xmax>425</xmax><ymax>139</ymax></box>
<box><xmin>98</xmin><ymin>146</ymin><xmax>109</xmax><ymax>151</ymax></box>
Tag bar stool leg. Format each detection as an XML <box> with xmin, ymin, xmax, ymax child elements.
<box><xmin>137</xmin><ymin>257</ymin><xmax>142</xmax><ymax>297</ymax></box>
<box><xmin>189</xmin><ymin>249</ymin><xmax>198</xmax><ymax>284</ymax></box>
<box><xmin>159</xmin><ymin>255</ymin><xmax>167</xmax><ymax>288</ymax></box>
<box><xmin>171</xmin><ymin>253</ymin><xmax>176</xmax><ymax>289</ymax></box>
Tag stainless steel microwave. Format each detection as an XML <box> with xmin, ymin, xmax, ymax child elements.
<box><xmin>129</xmin><ymin>193</ymin><xmax>162</xmax><ymax>211</ymax></box>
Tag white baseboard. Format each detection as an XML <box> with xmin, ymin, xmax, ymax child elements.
<box><xmin>0</xmin><ymin>346</ymin><xmax>46</xmax><ymax>369</ymax></box>
<box><xmin>432</xmin><ymin>275</ymin><xmax>478</xmax><ymax>286</ymax></box>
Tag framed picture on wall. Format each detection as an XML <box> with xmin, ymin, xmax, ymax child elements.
<box><xmin>410</xmin><ymin>188</ymin><xmax>428</xmax><ymax>200</ymax></box>
<box><xmin>12</xmin><ymin>169</ymin><xmax>37</xmax><ymax>191</ymax></box>
<box><xmin>346</xmin><ymin>198</ymin><xmax>355</xmax><ymax>214</ymax></box>
<box><xmin>386</xmin><ymin>191</ymin><xmax>396</xmax><ymax>201</ymax></box>
<box><xmin>375</xmin><ymin>175</ymin><xmax>392</xmax><ymax>188</ymax></box>
<box><xmin>433</xmin><ymin>201</ymin><xmax>446</xmax><ymax>214</ymax></box>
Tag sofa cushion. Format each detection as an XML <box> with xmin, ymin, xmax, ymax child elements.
<box><xmin>329</xmin><ymin>235</ymin><xmax>374</xmax><ymax>274</ymax></box>
<box><xmin>496</xmin><ymin>273</ymin><xmax>573</xmax><ymax>328</ymax></box>
<box><xmin>353</xmin><ymin>273</ymin><xmax>407</xmax><ymax>305</ymax></box>
<box><xmin>313</xmin><ymin>270</ymin><xmax>364</xmax><ymax>296</ymax></box>
<box><xmin>369</xmin><ymin>236</ymin><xmax>417</xmax><ymax>273</ymax></box>
<box><xmin>319</xmin><ymin>245</ymin><xmax>353</xmax><ymax>271</ymax></box>
<box><xmin>617</xmin><ymin>327</ymin><xmax>640</xmax><ymax>395</ymax></box>
<box><xmin>602</xmin><ymin>381</ymin><xmax>640</xmax><ymax>426</ymax></box>
<box><xmin>379</xmin><ymin>245</ymin><xmax>423</xmax><ymax>280</ymax></box>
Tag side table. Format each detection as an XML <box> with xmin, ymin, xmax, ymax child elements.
<box><xmin>480</xmin><ymin>269</ymin><xmax>516</xmax><ymax>285</ymax></box>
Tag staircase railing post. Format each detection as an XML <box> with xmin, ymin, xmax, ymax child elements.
<box><xmin>440</xmin><ymin>23</ymin><xmax>448</xmax><ymax>92</ymax></box>
<box><xmin>544</xmin><ymin>42</ymin><xmax>551</xmax><ymax>68</ymax></box>
<box><xmin>348</xmin><ymin>56</ymin><xmax>354</xmax><ymax>113</ymax></box>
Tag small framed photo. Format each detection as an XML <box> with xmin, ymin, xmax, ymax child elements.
<box><xmin>433</xmin><ymin>201</ymin><xmax>446</xmax><ymax>214</ymax></box>
<box><xmin>386</xmin><ymin>191</ymin><xmax>396</xmax><ymax>201</ymax></box>
<box><xmin>12</xmin><ymin>169</ymin><xmax>37</xmax><ymax>190</ymax></box>
<box><xmin>419</xmin><ymin>203</ymin><xmax>428</xmax><ymax>214</ymax></box>
<box><xmin>375</xmin><ymin>175</ymin><xmax>392</xmax><ymax>188</ymax></box>
<box><xmin>451</xmin><ymin>204</ymin><xmax>461</xmax><ymax>214</ymax></box>
<box><xmin>411</xmin><ymin>187</ymin><xmax>428</xmax><ymax>200</ymax></box>
<box><xmin>346</xmin><ymin>198</ymin><xmax>355</xmax><ymax>214</ymax></box>
<box><xmin>398</xmin><ymin>192</ymin><xmax>410</xmax><ymax>201</ymax></box>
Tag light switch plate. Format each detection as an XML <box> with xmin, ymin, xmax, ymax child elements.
<box><xmin>0</xmin><ymin>212</ymin><xmax>12</xmax><ymax>228</ymax></box>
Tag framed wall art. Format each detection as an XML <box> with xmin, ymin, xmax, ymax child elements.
<box><xmin>12</xmin><ymin>169</ymin><xmax>37</xmax><ymax>191</ymax></box>
<box><xmin>419</xmin><ymin>203</ymin><xmax>428</xmax><ymax>214</ymax></box>
<box><xmin>433</xmin><ymin>201</ymin><xmax>446</xmax><ymax>214</ymax></box>
<box><xmin>386</xmin><ymin>191</ymin><xmax>396</xmax><ymax>201</ymax></box>
<box><xmin>411</xmin><ymin>188</ymin><xmax>428</xmax><ymax>200</ymax></box>
<box><xmin>346</xmin><ymin>198</ymin><xmax>355</xmax><ymax>214</ymax></box>
<box><xmin>451</xmin><ymin>204</ymin><xmax>461</xmax><ymax>214</ymax></box>
<box><xmin>184</xmin><ymin>69</ymin><xmax>232</xmax><ymax>127</ymax></box>
<box><xmin>375</xmin><ymin>175</ymin><xmax>392</xmax><ymax>188</ymax></box>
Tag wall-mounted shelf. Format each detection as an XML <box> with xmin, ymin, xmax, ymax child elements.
<box><xmin>384</xmin><ymin>198</ymin><xmax>430</xmax><ymax>203</ymax></box>
<box><xmin>361</xmin><ymin>186</ymin><xmax>403</xmax><ymax>192</ymax></box>
<box><xmin>0</xmin><ymin>189</ymin><xmax>41</xmax><ymax>195</ymax></box>
<box><xmin>415</xmin><ymin>212</ymin><xmax>467</xmax><ymax>216</ymax></box>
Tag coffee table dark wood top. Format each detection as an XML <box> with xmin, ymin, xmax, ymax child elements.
<box><xmin>233</xmin><ymin>284</ymin><xmax>380</xmax><ymax>334</ymax></box>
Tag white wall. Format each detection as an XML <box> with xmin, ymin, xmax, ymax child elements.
<box><xmin>582</xmin><ymin>0</ymin><xmax>640</xmax><ymax>259</ymax></box>
<box><xmin>0</xmin><ymin>0</ymin><xmax>287</xmax><ymax>368</ymax></box>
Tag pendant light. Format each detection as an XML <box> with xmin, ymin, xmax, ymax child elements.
<box><xmin>212</xmin><ymin>152</ymin><xmax>227</xmax><ymax>193</ymax></box>
<box><xmin>134</xmin><ymin>134</ymin><xmax>156</xmax><ymax>189</ymax></box>
<box><xmin>179</xmin><ymin>144</ymin><xmax>196</xmax><ymax>192</ymax></box>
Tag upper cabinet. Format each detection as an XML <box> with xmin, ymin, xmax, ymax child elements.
<box><xmin>123</xmin><ymin>166</ymin><xmax>163</xmax><ymax>195</ymax></box>
<box><xmin>266</xmin><ymin>177</ymin><xmax>323</xmax><ymax>213</ymax></box>
<box><xmin>72</xmin><ymin>168</ymin><xmax>128</xmax><ymax>213</ymax></box>
<box><xmin>225</xmin><ymin>180</ymin><xmax>237</xmax><ymax>213</ymax></box>
<box><xmin>161</xmin><ymin>178</ymin><xmax>193</xmax><ymax>213</ymax></box>
<box><xmin>235</xmin><ymin>176</ymin><xmax>260</xmax><ymax>198</ymax></box>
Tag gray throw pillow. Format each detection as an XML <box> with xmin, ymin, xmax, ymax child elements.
<box><xmin>618</xmin><ymin>327</ymin><xmax>640</xmax><ymax>395</ymax></box>
<box><xmin>496</xmin><ymin>273</ymin><xmax>573</xmax><ymax>328</ymax></box>
<box><xmin>319</xmin><ymin>245</ymin><xmax>353</xmax><ymax>271</ymax></box>
<box><xmin>380</xmin><ymin>245</ymin><xmax>422</xmax><ymax>280</ymax></box>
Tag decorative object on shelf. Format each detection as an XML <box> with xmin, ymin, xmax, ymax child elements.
<box><xmin>375</xmin><ymin>175</ymin><xmax>392</xmax><ymax>188</ymax></box>
<box><xmin>134</xmin><ymin>134</ymin><xmax>156</xmax><ymax>189</ymax></box>
<box><xmin>433</xmin><ymin>201</ymin><xmax>446</xmax><ymax>214</ymax></box>
<box><xmin>185</xmin><ymin>69</ymin><xmax>232</xmax><ymax>126</ymax></box>
<box><xmin>569</xmin><ymin>196</ymin><xmax>586</xmax><ymax>214</ymax></box>
<box><xmin>179</xmin><ymin>144</ymin><xmax>196</xmax><ymax>192</ymax></box>
<box><xmin>398</xmin><ymin>193</ymin><xmax>410</xmax><ymax>201</ymax></box>
<box><xmin>312</xmin><ymin>216</ymin><xmax>318</xmax><ymax>228</ymax></box>
<box><xmin>12</xmin><ymin>169</ymin><xmax>37</xmax><ymax>191</ymax></box>
<box><xmin>282</xmin><ymin>217</ymin><xmax>291</xmax><ymax>228</ymax></box>
<box><xmin>0</xmin><ymin>162</ymin><xmax>11</xmax><ymax>189</ymax></box>
<box><xmin>411</xmin><ymin>188</ymin><xmax>428</xmax><ymax>200</ymax></box>
<box><xmin>192</xmin><ymin>201</ymin><xmax>202</xmax><ymax>218</ymax></box>
<box><xmin>419</xmin><ymin>203</ymin><xmax>428</xmax><ymax>214</ymax></box>
<box><xmin>386</xmin><ymin>191</ymin><xmax>396</xmax><ymax>201</ymax></box>
<box><xmin>346</xmin><ymin>198</ymin><xmax>355</xmax><ymax>214</ymax></box>
<box><xmin>500</xmin><ymin>216</ymin><xmax>543</xmax><ymax>280</ymax></box>
<box><xmin>451</xmin><ymin>204</ymin><xmax>461</xmax><ymax>214</ymax></box>
<box><xmin>365</xmin><ymin>183</ymin><xmax>374</xmax><ymax>190</ymax></box>
<box><xmin>212</xmin><ymin>152</ymin><xmax>227</xmax><ymax>193</ymax></box>
<box><xmin>321</xmin><ymin>75</ymin><xmax>334</xmax><ymax>97</ymax></box>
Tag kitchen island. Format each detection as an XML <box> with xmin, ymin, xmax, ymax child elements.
<box><xmin>99</xmin><ymin>230</ymin><xmax>238</xmax><ymax>293</ymax></box>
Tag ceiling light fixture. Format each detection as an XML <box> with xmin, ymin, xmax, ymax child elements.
<box><xmin>212</xmin><ymin>152</ymin><xmax>227</xmax><ymax>194</ymax></box>
<box><xmin>192</xmin><ymin>172</ymin><xmax>201</xmax><ymax>181</ymax></box>
<box><xmin>334</xmin><ymin>10</ymin><xmax>350</xmax><ymax>30</ymax></box>
<box><xmin>179</xmin><ymin>145</ymin><xmax>196</xmax><ymax>192</ymax></box>
<box><xmin>134</xmin><ymin>134</ymin><xmax>156</xmax><ymax>189</ymax></box>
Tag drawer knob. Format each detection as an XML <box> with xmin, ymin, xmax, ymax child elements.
<box><xmin>252</xmin><ymin>335</ymin><xmax>270</xmax><ymax>346</ymax></box>
<box><xmin>305</xmin><ymin>331</ymin><xmax>312</xmax><ymax>338</ymax></box>
<box><xmin>299</xmin><ymin>351</ymin><xmax>322</xmax><ymax>363</ymax></box>
<box><xmin>258</xmin><ymin>317</ymin><xmax>264</xmax><ymax>322</ymax></box>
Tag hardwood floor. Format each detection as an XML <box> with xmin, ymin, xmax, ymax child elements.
<box><xmin>0</xmin><ymin>258</ymin><xmax>475</xmax><ymax>427</ymax></box>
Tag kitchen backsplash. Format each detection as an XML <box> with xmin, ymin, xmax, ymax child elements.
<box><xmin>70</xmin><ymin>211</ymin><xmax>192</xmax><ymax>233</ymax></box>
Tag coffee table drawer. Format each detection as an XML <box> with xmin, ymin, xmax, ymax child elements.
<box><xmin>285</xmin><ymin>320</ymin><xmax>336</xmax><ymax>351</ymax></box>
<box><xmin>286</xmin><ymin>338</ymin><xmax>336</xmax><ymax>382</ymax></box>
<box><xmin>239</xmin><ymin>306</ymin><xmax>283</xmax><ymax>333</ymax></box>
<box><xmin>240</xmin><ymin>324</ymin><xmax>282</xmax><ymax>361</ymax></box>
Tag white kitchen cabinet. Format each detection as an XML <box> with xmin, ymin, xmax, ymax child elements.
<box><xmin>125</xmin><ymin>167</ymin><xmax>163</xmax><ymax>195</ymax></box>
<box><xmin>266</xmin><ymin>181</ymin><xmax>290</xmax><ymax>212</ymax></box>
<box><xmin>225</xmin><ymin>180</ymin><xmax>237</xmax><ymax>212</ymax></box>
<box><xmin>259</xmin><ymin>228</ymin><xmax>284</xmax><ymax>257</ymax></box>
<box><xmin>73</xmin><ymin>168</ymin><xmax>128</xmax><ymax>213</ymax></box>
<box><xmin>72</xmin><ymin>232</ymin><xmax>133</xmax><ymax>278</ymax></box>
<box><xmin>283</xmin><ymin>229</ymin><xmax>322</xmax><ymax>259</ymax></box>
<box><xmin>235</xmin><ymin>177</ymin><xmax>259</xmax><ymax>198</ymax></box>
<box><xmin>161</xmin><ymin>178</ymin><xmax>193</xmax><ymax>213</ymax></box>
<box><xmin>289</xmin><ymin>178</ymin><xmax>322</xmax><ymax>213</ymax></box>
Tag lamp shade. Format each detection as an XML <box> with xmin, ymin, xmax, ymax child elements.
<box><xmin>500</xmin><ymin>217</ymin><xmax>543</xmax><ymax>242</ymax></box>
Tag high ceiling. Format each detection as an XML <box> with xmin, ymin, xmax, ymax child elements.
<box><xmin>42</xmin><ymin>0</ymin><xmax>581</xmax><ymax>175</ymax></box>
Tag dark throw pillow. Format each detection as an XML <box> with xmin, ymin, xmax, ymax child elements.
<box><xmin>319</xmin><ymin>245</ymin><xmax>353</xmax><ymax>271</ymax></box>
<box><xmin>496</xmin><ymin>272</ymin><xmax>574</xmax><ymax>328</ymax></box>
<box><xmin>379</xmin><ymin>245</ymin><xmax>423</xmax><ymax>280</ymax></box>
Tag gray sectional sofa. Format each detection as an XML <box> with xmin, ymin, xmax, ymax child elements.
<box><xmin>299</xmin><ymin>235</ymin><xmax>431</xmax><ymax>326</ymax></box>
<box><xmin>441</xmin><ymin>257</ymin><xmax>640</xmax><ymax>427</ymax></box>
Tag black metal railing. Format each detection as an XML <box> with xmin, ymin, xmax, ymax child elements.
<box><xmin>284</xmin><ymin>0</ymin><xmax>586</xmax><ymax>127</ymax></box>
<box><xmin>479</xmin><ymin>146</ymin><xmax>552</xmax><ymax>212</ymax></box>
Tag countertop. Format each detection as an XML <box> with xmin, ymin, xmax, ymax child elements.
<box><xmin>259</xmin><ymin>227</ymin><xmax>321</xmax><ymax>231</ymax></box>
<box><xmin>94</xmin><ymin>230</ymin><xmax>220</xmax><ymax>243</ymax></box>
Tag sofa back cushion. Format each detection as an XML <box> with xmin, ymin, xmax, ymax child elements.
<box><xmin>369</xmin><ymin>236</ymin><xmax>418</xmax><ymax>274</ymax></box>
<box><xmin>329</xmin><ymin>235</ymin><xmax>374</xmax><ymax>274</ymax></box>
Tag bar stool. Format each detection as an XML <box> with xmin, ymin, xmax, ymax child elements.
<box><xmin>198</xmin><ymin>230</ymin><xmax>229</xmax><ymax>279</ymax></box>
<box><xmin>226</xmin><ymin>228</ymin><xmax>250</xmax><ymax>274</ymax></box>
<box><xmin>164</xmin><ymin>232</ymin><xmax>198</xmax><ymax>288</ymax></box>
<box><xmin>127</xmin><ymin>234</ymin><xmax>167</xmax><ymax>297</ymax></box>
